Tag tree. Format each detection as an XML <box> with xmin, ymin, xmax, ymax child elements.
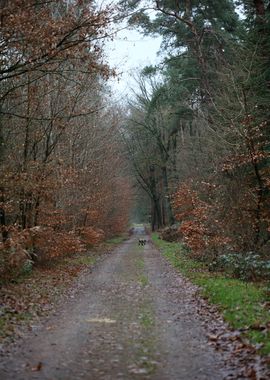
<box><xmin>0</xmin><ymin>1</ymin><xmax>111</xmax><ymax>83</ymax></box>
<box><xmin>122</xmin><ymin>72</ymin><xmax>177</xmax><ymax>230</ymax></box>
<box><xmin>119</xmin><ymin>0</ymin><xmax>270</xmax><ymax>261</ymax></box>
<box><xmin>0</xmin><ymin>1</ymin><xmax>133</xmax><ymax>275</ymax></box>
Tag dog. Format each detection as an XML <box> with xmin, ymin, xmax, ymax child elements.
<box><xmin>138</xmin><ymin>238</ymin><xmax>147</xmax><ymax>246</ymax></box>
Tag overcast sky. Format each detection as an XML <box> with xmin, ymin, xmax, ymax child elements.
<box><xmin>106</xmin><ymin>28</ymin><xmax>161</xmax><ymax>98</ymax></box>
<box><xmin>98</xmin><ymin>1</ymin><xmax>162</xmax><ymax>99</ymax></box>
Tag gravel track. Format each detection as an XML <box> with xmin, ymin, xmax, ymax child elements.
<box><xmin>0</xmin><ymin>227</ymin><xmax>247</xmax><ymax>379</ymax></box>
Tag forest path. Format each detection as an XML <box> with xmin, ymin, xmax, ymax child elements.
<box><xmin>0</xmin><ymin>227</ymin><xmax>231</xmax><ymax>380</ymax></box>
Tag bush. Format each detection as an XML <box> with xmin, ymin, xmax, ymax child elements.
<box><xmin>77</xmin><ymin>227</ymin><xmax>105</xmax><ymax>247</ymax></box>
<box><xmin>30</xmin><ymin>227</ymin><xmax>85</xmax><ymax>263</ymax></box>
<box><xmin>0</xmin><ymin>225</ymin><xmax>106</xmax><ymax>278</ymax></box>
<box><xmin>0</xmin><ymin>238</ymin><xmax>33</xmax><ymax>281</ymax></box>
<box><xmin>210</xmin><ymin>252</ymin><xmax>270</xmax><ymax>281</ymax></box>
<box><xmin>159</xmin><ymin>225</ymin><xmax>182</xmax><ymax>242</ymax></box>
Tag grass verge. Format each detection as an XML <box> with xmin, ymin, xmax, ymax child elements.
<box><xmin>152</xmin><ymin>233</ymin><xmax>270</xmax><ymax>356</ymax></box>
<box><xmin>106</xmin><ymin>234</ymin><xmax>128</xmax><ymax>245</ymax></box>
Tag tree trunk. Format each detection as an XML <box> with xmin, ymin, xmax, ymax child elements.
<box><xmin>152</xmin><ymin>197</ymin><xmax>162</xmax><ymax>231</ymax></box>
<box><xmin>161</xmin><ymin>166</ymin><xmax>175</xmax><ymax>225</ymax></box>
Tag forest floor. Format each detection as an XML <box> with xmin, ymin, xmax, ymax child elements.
<box><xmin>0</xmin><ymin>227</ymin><xmax>269</xmax><ymax>379</ymax></box>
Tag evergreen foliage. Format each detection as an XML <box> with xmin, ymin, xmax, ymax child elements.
<box><xmin>120</xmin><ymin>0</ymin><xmax>270</xmax><ymax>268</ymax></box>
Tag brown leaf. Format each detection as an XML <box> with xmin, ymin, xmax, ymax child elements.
<box><xmin>207</xmin><ymin>334</ymin><xmax>219</xmax><ymax>341</ymax></box>
<box><xmin>31</xmin><ymin>362</ymin><xmax>43</xmax><ymax>372</ymax></box>
<box><xmin>245</xmin><ymin>367</ymin><xmax>257</xmax><ymax>380</ymax></box>
<box><xmin>250</xmin><ymin>323</ymin><xmax>266</xmax><ymax>331</ymax></box>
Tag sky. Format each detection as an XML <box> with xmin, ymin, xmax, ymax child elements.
<box><xmin>106</xmin><ymin>28</ymin><xmax>162</xmax><ymax>98</ymax></box>
<box><xmin>99</xmin><ymin>1</ymin><xmax>244</xmax><ymax>100</ymax></box>
<box><xmin>98</xmin><ymin>1</ymin><xmax>162</xmax><ymax>99</ymax></box>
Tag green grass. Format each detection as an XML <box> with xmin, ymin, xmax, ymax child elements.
<box><xmin>152</xmin><ymin>233</ymin><xmax>270</xmax><ymax>355</ymax></box>
<box><xmin>139</xmin><ymin>304</ymin><xmax>155</xmax><ymax>329</ymax></box>
<box><xmin>136</xmin><ymin>258</ymin><xmax>145</xmax><ymax>270</ymax></box>
<box><xmin>70</xmin><ymin>256</ymin><xmax>96</xmax><ymax>266</ymax></box>
<box><xmin>139</xmin><ymin>311</ymin><xmax>154</xmax><ymax>328</ymax></box>
<box><xmin>138</xmin><ymin>274</ymin><xmax>149</xmax><ymax>287</ymax></box>
<box><xmin>106</xmin><ymin>235</ymin><xmax>127</xmax><ymax>245</ymax></box>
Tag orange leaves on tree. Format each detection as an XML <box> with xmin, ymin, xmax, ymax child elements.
<box><xmin>172</xmin><ymin>182</ymin><xmax>208</xmax><ymax>254</ymax></box>
<box><xmin>0</xmin><ymin>2</ymin><xmax>133</xmax><ymax>278</ymax></box>
<box><xmin>29</xmin><ymin>227</ymin><xmax>85</xmax><ymax>263</ymax></box>
<box><xmin>0</xmin><ymin>1</ymin><xmax>112</xmax><ymax>81</ymax></box>
<box><xmin>77</xmin><ymin>227</ymin><xmax>105</xmax><ymax>247</ymax></box>
<box><xmin>172</xmin><ymin>181</ymin><xmax>230</xmax><ymax>256</ymax></box>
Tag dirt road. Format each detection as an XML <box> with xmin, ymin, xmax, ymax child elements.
<box><xmin>0</xmin><ymin>227</ymin><xmax>243</xmax><ymax>379</ymax></box>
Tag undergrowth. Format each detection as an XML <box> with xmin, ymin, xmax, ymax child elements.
<box><xmin>152</xmin><ymin>233</ymin><xmax>270</xmax><ymax>356</ymax></box>
<box><xmin>0</xmin><ymin>234</ymin><xmax>126</xmax><ymax>343</ymax></box>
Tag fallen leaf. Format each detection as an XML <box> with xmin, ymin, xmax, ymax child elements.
<box><xmin>245</xmin><ymin>367</ymin><xmax>257</xmax><ymax>380</ymax></box>
<box><xmin>207</xmin><ymin>334</ymin><xmax>219</xmax><ymax>341</ymax></box>
<box><xmin>32</xmin><ymin>361</ymin><xmax>43</xmax><ymax>371</ymax></box>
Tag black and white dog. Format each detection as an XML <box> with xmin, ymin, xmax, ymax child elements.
<box><xmin>138</xmin><ymin>238</ymin><xmax>147</xmax><ymax>246</ymax></box>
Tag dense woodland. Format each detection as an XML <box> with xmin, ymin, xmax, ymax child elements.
<box><xmin>0</xmin><ymin>0</ymin><xmax>270</xmax><ymax>281</ymax></box>
<box><xmin>120</xmin><ymin>0</ymin><xmax>270</xmax><ymax>279</ymax></box>
<box><xmin>0</xmin><ymin>0</ymin><xmax>132</xmax><ymax>278</ymax></box>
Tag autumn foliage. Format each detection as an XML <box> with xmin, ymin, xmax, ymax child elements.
<box><xmin>172</xmin><ymin>182</ymin><xmax>228</xmax><ymax>257</ymax></box>
<box><xmin>172</xmin><ymin>152</ymin><xmax>270</xmax><ymax>260</ymax></box>
<box><xmin>0</xmin><ymin>1</ymin><xmax>132</xmax><ymax>279</ymax></box>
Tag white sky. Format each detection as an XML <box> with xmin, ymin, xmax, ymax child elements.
<box><xmin>106</xmin><ymin>28</ymin><xmax>162</xmax><ymax>99</ymax></box>
<box><xmin>98</xmin><ymin>1</ymin><xmax>162</xmax><ymax>100</ymax></box>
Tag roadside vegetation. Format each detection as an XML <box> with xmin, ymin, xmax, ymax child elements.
<box><xmin>0</xmin><ymin>1</ymin><xmax>132</xmax><ymax>283</ymax></box>
<box><xmin>152</xmin><ymin>233</ymin><xmax>270</xmax><ymax>356</ymax></box>
<box><xmin>106</xmin><ymin>235</ymin><xmax>128</xmax><ymax>245</ymax></box>
<box><xmin>0</xmin><ymin>235</ymin><xmax>126</xmax><ymax>346</ymax></box>
<box><xmin>120</xmin><ymin>0</ymin><xmax>270</xmax><ymax>290</ymax></box>
<box><xmin>119</xmin><ymin>1</ymin><xmax>270</xmax><ymax>357</ymax></box>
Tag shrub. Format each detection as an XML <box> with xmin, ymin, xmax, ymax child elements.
<box><xmin>77</xmin><ymin>227</ymin><xmax>105</xmax><ymax>247</ymax></box>
<box><xmin>30</xmin><ymin>227</ymin><xmax>85</xmax><ymax>263</ymax></box>
<box><xmin>159</xmin><ymin>224</ymin><xmax>182</xmax><ymax>242</ymax></box>
<box><xmin>210</xmin><ymin>252</ymin><xmax>270</xmax><ymax>281</ymax></box>
<box><xmin>0</xmin><ymin>238</ymin><xmax>33</xmax><ymax>281</ymax></box>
